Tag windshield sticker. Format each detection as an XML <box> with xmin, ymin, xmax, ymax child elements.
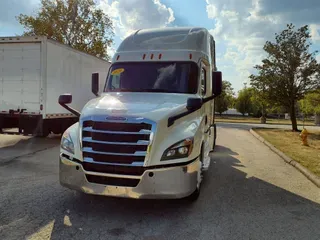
<box><xmin>111</xmin><ymin>68</ymin><xmax>125</xmax><ymax>75</ymax></box>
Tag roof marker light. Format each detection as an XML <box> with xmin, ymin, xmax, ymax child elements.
<box><xmin>117</xmin><ymin>55</ymin><xmax>120</xmax><ymax>60</ymax></box>
<box><xmin>143</xmin><ymin>54</ymin><xmax>146</xmax><ymax>60</ymax></box>
<box><xmin>151</xmin><ymin>54</ymin><xmax>154</xmax><ymax>60</ymax></box>
<box><xmin>189</xmin><ymin>54</ymin><xmax>192</xmax><ymax>59</ymax></box>
<box><xmin>159</xmin><ymin>54</ymin><xmax>162</xmax><ymax>59</ymax></box>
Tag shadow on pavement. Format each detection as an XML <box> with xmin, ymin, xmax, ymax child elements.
<box><xmin>1</xmin><ymin>144</ymin><xmax>320</xmax><ymax>240</ymax></box>
<box><xmin>0</xmin><ymin>134</ymin><xmax>60</xmax><ymax>164</ymax></box>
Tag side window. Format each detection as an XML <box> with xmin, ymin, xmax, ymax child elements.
<box><xmin>201</xmin><ymin>68</ymin><xmax>206</xmax><ymax>96</ymax></box>
<box><xmin>210</xmin><ymin>36</ymin><xmax>216</xmax><ymax>69</ymax></box>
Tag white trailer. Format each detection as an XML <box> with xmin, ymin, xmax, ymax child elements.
<box><xmin>0</xmin><ymin>36</ymin><xmax>110</xmax><ymax>136</ymax></box>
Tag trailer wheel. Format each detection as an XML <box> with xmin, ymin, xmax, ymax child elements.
<box><xmin>40</xmin><ymin>129</ymin><xmax>50</xmax><ymax>138</ymax></box>
<box><xmin>36</xmin><ymin>128</ymin><xmax>50</xmax><ymax>138</ymax></box>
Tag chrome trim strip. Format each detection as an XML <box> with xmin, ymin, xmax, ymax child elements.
<box><xmin>82</xmin><ymin>147</ymin><xmax>146</xmax><ymax>156</ymax></box>
<box><xmin>83</xmin><ymin>158</ymin><xmax>144</xmax><ymax>166</ymax></box>
<box><xmin>82</xmin><ymin>137</ymin><xmax>150</xmax><ymax>145</ymax></box>
<box><xmin>82</xmin><ymin>115</ymin><xmax>154</xmax><ymax>124</ymax></box>
<box><xmin>82</xmin><ymin>127</ymin><xmax>152</xmax><ymax>135</ymax></box>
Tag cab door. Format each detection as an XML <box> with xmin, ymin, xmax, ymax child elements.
<box><xmin>200</xmin><ymin>61</ymin><xmax>212</xmax><ymax>170</ymax></box>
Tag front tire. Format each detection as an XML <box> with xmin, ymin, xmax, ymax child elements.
<box><xmin>186</xmin><ymin>144</ymin><xmax>204</xmax><ymax>202</ymax></box>
<box><xmin>212</xmin><ymin>124</ymin><xmax>217</xmax><ymax>150</ymax></box>
<box><xmin>186</xmin><ymin>188</ymin><xmax>200</xmax><ymax>201</ymax></box>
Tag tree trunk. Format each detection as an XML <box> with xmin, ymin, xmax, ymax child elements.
<box><xmin>290</xmin><ymin>102</ymin><xmax>298</xmax><ymax>131</ymax></box>
<box><xmin>315</xmin><ymin>114</ymin><xmax>320</xmax><ymax>126</ymax></box>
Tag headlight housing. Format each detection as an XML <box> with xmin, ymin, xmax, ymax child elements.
<box><xmin>161</xmin><ymin>137</ymin><xmax>193</xmax><ymax>161</ymax></box>
<box><xmin>61</xmin><ymin>131</ymin><xmax>74</xmax><ymax>154</ymax></box>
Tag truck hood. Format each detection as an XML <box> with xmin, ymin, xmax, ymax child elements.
<box><xmin>81</xmin><ymin>92</ymin><xmax>195</xmax><ymax>122</ymax></box>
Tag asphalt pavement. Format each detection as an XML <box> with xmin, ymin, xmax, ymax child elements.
<box><xmin>0</xmin><ymin>124</ymin><xmax>319</xmax><ymax>240</ymax></box>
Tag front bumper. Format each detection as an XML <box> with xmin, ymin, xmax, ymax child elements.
<box><xmin>59</xmin><ymin>154</ymin><xmax>200</xmax><ymax>199</ymax></box>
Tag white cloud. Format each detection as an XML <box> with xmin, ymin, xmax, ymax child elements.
<box><xmin>107</xmin><ymin>46</ymin><xmax>116</xmax><ymax>59</ymax></box>
<box><xmin>99</xmin><ymin>0</ymin><xmax>175</xmax><ymax>40</ymax></box>
<box><xmin>310</xmin><ymin>24</ymin><xmax>320</xmax><ymax>43</ymax></box>
<box><xmin>206</xmin><ymin>4</ymin><xmax>217</xmax><ymax>19</ymax></box>
<box><xmin>206</xmin><ymin>0</ymin><xmax>320</xmax><ymax>89</ymax></box>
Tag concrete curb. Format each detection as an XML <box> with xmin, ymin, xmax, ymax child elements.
<box><xmin>249</xmin><ymin>128</ymin><xmax>320</xmax><ymax>188</ymax></box>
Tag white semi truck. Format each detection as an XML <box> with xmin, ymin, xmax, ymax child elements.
<box><xmin>0</xmin><ymin>36</ymin><xmax>110</xmax><ymax>136</ymax></box>
<box><xmin>59</xmin><ymin>27</ymin><xmax>222</xmax><ymax>201</ymax></box>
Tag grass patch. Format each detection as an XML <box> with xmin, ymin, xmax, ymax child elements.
<box><xmin>255</xmin><ymin>128</ymin><xmax>320</xmax><ymax>177</ymax></box>
<box><xmin>216</xmin><ymin>116</ymin><xmax>315</xmax><ymax>126</ymax></box>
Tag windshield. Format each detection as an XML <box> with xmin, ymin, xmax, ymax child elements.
<box><xmin>104</xmin><ymin>62</ymin><xmax>199</xmax><ymax>94</ymax></box>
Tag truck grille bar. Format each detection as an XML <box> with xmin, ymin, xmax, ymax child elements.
<box><xmin>81</xmin><ymin>117</ymin><xmax>155</xmax><ymax>166</ymax></box>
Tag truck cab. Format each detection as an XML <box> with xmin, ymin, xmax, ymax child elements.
<box><xmin>59</xmin><ymin>27</ymin><xmax>222</xmax><ymax>200</ymax></box>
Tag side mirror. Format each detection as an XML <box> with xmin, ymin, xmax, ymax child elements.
<box><xmin>186</xmin><ymin>98</ymin><xmax>203</xmax><ymax>111</ymax></box>
<box><xmin>58</xmin><ymin>93</ymin><xmax>80</xmax><ymax>117</ymax></box>
<box><xmin>92</xmin><ymin>73</ymin><xmax>99</xmax><ymax>96</ymax></box>
<box><xmin>212</xmin><ymin>71</ymin><xmax>222</xmax><ymax>96</ymax></box>
<box><xmin>59</xmin><ymin>94</ymin><xmax>72</xmax><ymax>105</ymax></box>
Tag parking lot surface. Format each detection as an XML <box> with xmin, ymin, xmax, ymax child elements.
<box><xmin>1</xmin><ymin>125</ymin><xmax>319</xmax><ymax>240</ymax></box>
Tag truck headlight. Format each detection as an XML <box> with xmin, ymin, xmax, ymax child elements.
<box><xmin>61</xmin><ymin>131</ymin><xmax>74</xmax><ymax>154</ymax></box>
<box><xmin>161</xmin><ymin>137</ymin><xmax>193</xmax><ymax>161</ymax></box>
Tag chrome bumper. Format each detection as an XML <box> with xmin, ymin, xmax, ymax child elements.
<box><xmin>59</xmin><ymin>154</ymin><xmax>200</xmax><ymax>199</ymax></box>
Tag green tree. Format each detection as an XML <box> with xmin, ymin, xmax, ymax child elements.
<box><xmin>235</xmin><ymin>86</ymin><xmax>253</xmax><ymax>116</ymax></box>
<box><xmin>215</xmin><ymin>80</ymin><xmax>234</xmax><ymax>115</ymax></box>
<box><xmin>229</xmin><ymin>96</ymin><xmax>237</xmax><ymax>108</ymax></box>
<box><xmin>250</xmin><ymin>24</ymin><xmax>320</xmax><ymax>131</ymax></box>
<box><xmin>250</xmin><ymin>89</ymin><xmax>263</xmax><ymax>117</ymax></box>
<box><xmin>17</xmin><ymin>0</ymin><xmax>114</xmax><ymax>59</ymax></box>
<box><xmin>299</xmin><ymin>89</ymin><xmax>320</xmax><ymax>115</ymax></box>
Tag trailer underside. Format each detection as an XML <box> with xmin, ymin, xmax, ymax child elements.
<box><xmin>0</xmin><ymin>113</ymin><xmax>78</xmax><ymax>137</ymax></box>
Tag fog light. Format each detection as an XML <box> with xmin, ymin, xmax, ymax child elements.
<box><xmin>178</xmin><ymin>147</ymin><xmax>188</xmax><ymax>155</ymax></box>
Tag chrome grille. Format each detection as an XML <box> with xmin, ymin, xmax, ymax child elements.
<box><xmin>81</xmin><ymin>117</ymin><xmax>154</xmax><ymax>166</ymax></box>
<box><xmin>83</xmin><ymin>121</ymin><xmax>152</xmax><ymax>132</ymax></box>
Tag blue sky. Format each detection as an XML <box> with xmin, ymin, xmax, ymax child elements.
<box><xmin>1</xmin><ymin>0</ymin><xmax>320</xmax><ymax>92</ymax></box>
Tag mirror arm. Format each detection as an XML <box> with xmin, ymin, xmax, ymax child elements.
<box><xmin>168</xmin><ymin>109</ymin><xmax>198</xmax><ymax>127</ymax></box>
<box><xmin>168</xmin><ymin>95</ymin><xmax>218</xmax><ymax>127</ymax></box>
<box><xmin>59</xmin><ymin>103</ymin><xmax>81</xmax><ymax>118</ymax></box>
<box><xmin>202</xmin><ymin>95</ymin><xmax>217</xmax><ymax>103</ymax></box>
